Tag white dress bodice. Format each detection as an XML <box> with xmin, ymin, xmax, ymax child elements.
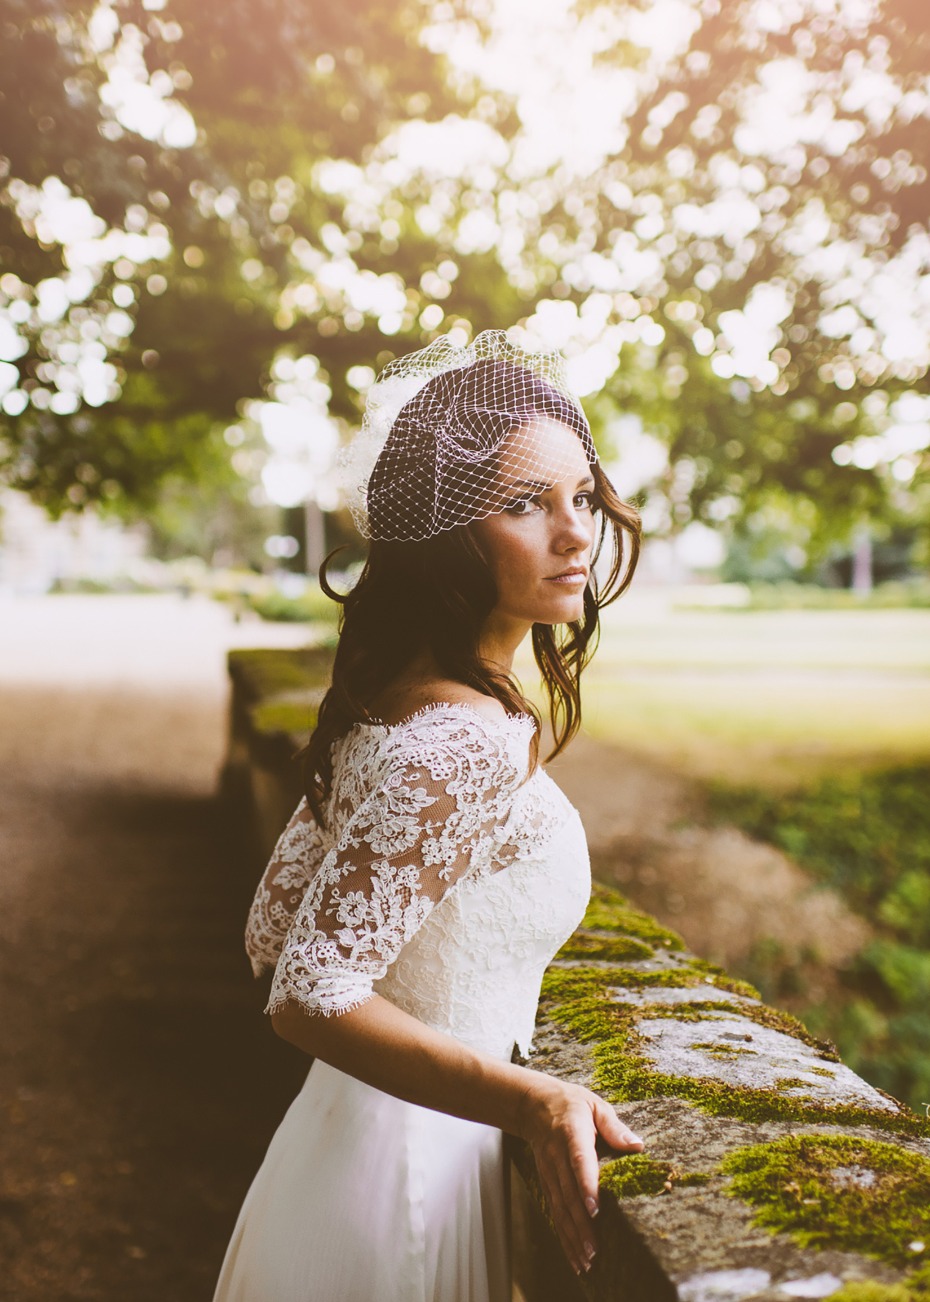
<box><xmin>245</xmin><ymin>702</ymin><xmax>591</xmax><ymax>1060</ymax></box>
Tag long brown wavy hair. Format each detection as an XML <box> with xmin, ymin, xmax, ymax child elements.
<box><xmin>299</xmin><ymin>462</ymin><xmax>641</xmax><ymax>826</ymax></box>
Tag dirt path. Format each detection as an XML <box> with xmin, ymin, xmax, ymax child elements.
<box><xmin>0</xmin><ymin>597</ymin><xmax>311</xmax><ymax>1302</ymax></box>
<box><xmin>0</xmin><ymin>595</ymin><xmax>870</xmax><ymax>1298</ymax></box>
<box><xmin>548</xmin><ymin>733</ymin><xmax>869</xmax><ymax>1003</ymax></box>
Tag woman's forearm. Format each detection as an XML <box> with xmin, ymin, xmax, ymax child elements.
<box><xmin>271</xmin><ymin>994</ymin><xmax>533</xmax><ymax>1138</ymax></box>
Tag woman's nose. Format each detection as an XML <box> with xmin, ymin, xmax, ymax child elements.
<box><xmin>554</xmin><ymin>503</ymin><xmax>591</xmax><ymax>552</ymax></box>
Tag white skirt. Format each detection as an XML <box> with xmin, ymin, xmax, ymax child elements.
<box><xmin>213</xmin><ymin>1060</ymin><xmax>511</xmax><ymax>1302</ymax></box>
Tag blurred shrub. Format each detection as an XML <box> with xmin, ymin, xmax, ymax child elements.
<box><xmin>675</xmin><ymin>580</ymin><xmax>930</xmax><ymax>611</ymax></box>
<box><xmin>244</xmin><ymin>585</ymin><xmax>339</xmax><ymax>625</ymax></box>
<box><xmin>742</xmin><ymin>581</ymin><xmax>930</xmax><ymax>611</ymax></box>
<box><xmin>710</xmin><ymin>763</ymin><xmax>930</xmax><ymax>1111</ymax></box>
<box><xmin>49</xmin><ymin>575</ymin><xmax>161</xmax><ymax>595</ymax></box>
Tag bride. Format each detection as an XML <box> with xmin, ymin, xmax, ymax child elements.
<box><xmin>213</xmin><ymin>331</ymin><xmax>645</xmax><ymax>1301</ymax></box>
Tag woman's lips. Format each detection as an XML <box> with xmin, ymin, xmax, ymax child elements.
<box><xmin>545</xmin><ymin>570</ymin><xmax>588</xmax><ymax>584</ymax></box>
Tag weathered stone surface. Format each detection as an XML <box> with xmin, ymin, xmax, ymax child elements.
<box><xmin>634</xmin><ymin>1012</ymin><xmax>897</xmax><ymax>1112</ymax></box>
<box><xmin>608</xmin><ymin>982</ymin><xmax>758</xmax><ymax>1008</ymax></box>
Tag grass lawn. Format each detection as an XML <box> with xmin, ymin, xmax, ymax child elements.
<box><xmin>562</xmin><ymin>597</ymin><xmax>930</xmax><ymax>787</ymax></box>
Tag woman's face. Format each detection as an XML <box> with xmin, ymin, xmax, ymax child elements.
<box><xmin>470</xmin><ymin>417</ymin><xmax>597</xmax><ymax>636</ymax></box>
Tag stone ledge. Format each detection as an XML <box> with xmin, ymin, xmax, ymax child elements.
<box><xmin>225</xmin><ymin>645</ymin><xmax>930</xmax><ymax>1302</ymax></box>
<box><xmin>221</xmin><ymin>646</ymin><xmax>330</xmax><ymax>857</ymax></box>
<box><xmin>510</xmin><ymin>884</ymin><xmax>930</xmax><ymax>1302</ymax></box>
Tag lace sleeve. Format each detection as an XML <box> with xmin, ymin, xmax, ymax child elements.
<box><xmin>245</xmin><ymin>797</ymin><xmax>328</xmax><ymax>978</ymax></box>
<box><xmin>266</xmin><ymin>713</ymin><xmax>526</xmax><ymax>1018</ymax></box>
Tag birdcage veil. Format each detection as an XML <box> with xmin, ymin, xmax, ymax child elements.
<box><xmin>338</xmin><ymin>328</ymin><xmax>598</xmax><ymax>542</ymax></box>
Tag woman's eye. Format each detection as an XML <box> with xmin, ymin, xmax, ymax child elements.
<box><xmin>575</xmin><ymin>491</ymin><xmax>596</xmax><ymax>510</ymax></box>
<box><xmin>505</xmin><ymin>496</ymin><xmax>540</xmax><ymax>515</ymax></box>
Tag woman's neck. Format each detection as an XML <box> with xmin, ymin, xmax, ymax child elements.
<box><xmin>477</xmin><ymin>611</ymin><xmax>532</xmax><ymax>676</ymax></box>
<box><xmin>392</xmin><ymin>622</ymin><xmax>530</xmax><ymax>699</ymax></box>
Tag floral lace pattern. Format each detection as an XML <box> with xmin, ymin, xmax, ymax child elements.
<box><xmin>246</xmin><ymin>703</ymin><xmax>591</xmax><ymax>1057</ymax></box>
<box><xmin>245</xmin><ymin>799</ymin><xmax>330</xmax><ymax>978</ymax></box>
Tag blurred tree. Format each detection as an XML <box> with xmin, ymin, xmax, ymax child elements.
<box><xmin>558</xmin><ymin>0</ymin><xmax>930</xmax><ymax>552</ymax></box>
<box><xmin>0</xmin><ymin>0</ymin><xmax>523</xmax><ymax>517</ymax></box>
<box><xmin>2</xmin><ymin>0</ymin><xmax>929</xmax><ymax>566</ymax></box>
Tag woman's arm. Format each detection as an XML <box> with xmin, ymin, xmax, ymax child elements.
<box><xmin>245</xmin><ymin>797</ymin><xmax>328</xmax><ymax>976</ymax></box>
<box><xmin>271</xmin><ymin>994</ymin><xmax>643</xmax><ymax>1277</ymax></box>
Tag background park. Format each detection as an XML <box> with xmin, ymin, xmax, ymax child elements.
<box><xmin>1</xmin><ymin>0</ymin><xmax>929</xmax><ymax>1298</ymax></box>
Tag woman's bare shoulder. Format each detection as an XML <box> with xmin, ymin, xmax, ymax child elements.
<box><xmin>370</xmin><ymin>677</ymin><xmax>510</xmax><ymax>727</ymax></box>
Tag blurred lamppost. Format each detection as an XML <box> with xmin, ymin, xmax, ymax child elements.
<box><xmin>851</xmin><ymin>523</ymin><xmax>873</xmax><ymax>595</ymax></box>
<box><xmin>258</xmin><ymin>401</ymin><xmax>339</xmax><ymax>577</ymax></box>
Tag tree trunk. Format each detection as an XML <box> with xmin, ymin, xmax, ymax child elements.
<box><xmin>304</xmin><ymin>499</ymin><xmax>326</xmax><ymax>581</ymax></box>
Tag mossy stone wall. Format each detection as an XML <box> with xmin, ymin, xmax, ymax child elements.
<box><xmin>227</xmin><ymin>647</ymin><xmax>930</xmax><ymax>1302</ymax></box>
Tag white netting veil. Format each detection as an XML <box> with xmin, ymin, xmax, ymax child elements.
<box><xmin>338</xmin><ymin>329</ymin><xmax>598</xmax><ymax>542</ymax></box>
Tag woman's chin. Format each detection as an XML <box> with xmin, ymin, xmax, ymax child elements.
<box><xmin>534</xmin><ymin>594</ymin><xmax>587</xmax><ymax>625</ymax></box>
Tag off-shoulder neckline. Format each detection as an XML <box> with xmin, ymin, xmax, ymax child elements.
<box><xmin>353</xmin><ymin>699</ymin><xmax>537</xmax><ymax>733</ymax></box>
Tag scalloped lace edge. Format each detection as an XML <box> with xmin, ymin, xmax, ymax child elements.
<box><xmin>355</xmin><ymin>699</ymin><xmax>537</xmax><ymax>733</ymax></box>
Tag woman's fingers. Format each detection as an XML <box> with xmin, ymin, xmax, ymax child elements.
<box><xmin>592</xmin><ymin>1095</ymin><xmax>644</xmax><ymax>1154</ymax></box>
<box><xmin>536</xmin><ymin>1101</ymin><xmax>602</xmax><ymax>1274</ymax></box>
<box><xmin>563</xmin><ymin>1108</ymin><xmax>602</xmax><ymax>1237</ymax></box>
<box><xmin>525</xmin><ymin>1080</ymin><xmax>646</xmax><ymax>1276</ymax></box>
<box><xmin>543</xmin><ymin>1146</ymin><xmax>596</xmax><ymax>1275</ymax></box>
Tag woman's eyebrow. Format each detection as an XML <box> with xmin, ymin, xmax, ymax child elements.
<box><xmin>504</xmin><ymin>473</ymin><xmax>596</xmax><ymax>493</ymax></box>
<box><xmin>504</xmin><ymin>478</ymin><xmax>552</xmax><ymax>493</ymax></box>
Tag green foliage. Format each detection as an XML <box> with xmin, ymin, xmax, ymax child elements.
<box><xmin>735</xmin><ymin>583</ymin><xmax>930</xmax><ymax>611</ymax></box>
<box><xmin>710</xmin><ymin>766</ymin><xmax>930</xmax><ymax>939</ymax></box>
<box><xmin>3</xmin><ymin>0</ymin><xmax>930</xmax><ymax>545</ymax></box>
<box><xmin>140</xmin><ymin>434</ymin><xmax>278</xmax><ymax>569</ymax></box>
<box><xmin>245</xmin><ymin>584</ymin><xmax>340</xmax><ymax>626</ymax></box>
<box><xmin>710</xmin><ymin>764</ymin><xmax>930</xmax><ymax>1110</ymax></box>
<box><xmin>721</xmin><ymin>1134</ymin><xmax>930</xmax><ymax>1293</ymax></box>
<box><xmin>0</xmin><ymin>0</ymin><xmax>520</xmax><ymax>516</ymax></box>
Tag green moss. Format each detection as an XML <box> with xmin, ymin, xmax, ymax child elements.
<box><xmin>251</xmin><ymin>698</ymin><xmax>319</xmax><ymax>737</ymax></box>
<box><xmin>541</xmin><ymin>964</ymin><xmax>819</xmax><ymax>1050</ymax></box>
<box><xmin>598</xmin><ymin>989</ymin><xmax>840</xmax><ymax>1057</ymax></box>
<box><xmin>582</xmin><ymin>883</ymin><xmax>686</xmax><ymax>950</ymax></box>
<box><xmin>557</xmin><ymin>932</ymin><xmax>654</xmax><ymax>963</ymax></box>
<box><xmin>830</xmin><ymin>1284</ymin><xmax>923</xmax><ymax>1302</ymax></box>
<box><xmin>228</xmin><ymin>646</ymin><xmax>333</xmax><ymax>698</ymax></box>
<box><xmin>690</xmin><ymin>1041</ymin><xmax>758</xmax><ymax>1058</ymax></box>
<box><xmin>538</xmin><ymin>969</ymin><xmax>930</xmax><ymax>1138</ymax></box>
<box><xmin>538</xmin><ymin>967</ymin><xmax>622</xmax><ymax>1042</ymax></box>
<box><xmin>599</xmin><ymin>1153</ymin><xmax>711</xmax><ymax>1199</ymax></box>
<box><xmin>685</xmin><ymin>957</ymin><xmax>762</xmax><ymax>1001</ymax></box>
<box><xmin>596</xmin><ymin>1049</ymin><xmax>928</xmax><ymax>1136</ymax></box>
<box><xmin>720</xmin><ymin>1134</ymin><xmax>930</xmax><ymax>1295</ymax></box>
<box><xmin>582</xmin><ymin>961</ymin><xmax>752</xmax><ymax>997</ymax></box>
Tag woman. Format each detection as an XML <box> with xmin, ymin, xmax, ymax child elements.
<box><xmin>214</xmin><ymin>331</ymin><xmax>645</xmax><ymax>1301</ymax></box>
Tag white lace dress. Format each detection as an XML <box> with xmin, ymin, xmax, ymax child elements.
<box><xmin>213</xmin><ymin>702</ymin><xmax>591</xmax><ymax>1302</ymax></box>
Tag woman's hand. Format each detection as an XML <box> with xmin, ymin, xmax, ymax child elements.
<box><xmin>516</xmin><ymin>1072</ymin><xmax>644</xmax><ymax>1277</ymax></box>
